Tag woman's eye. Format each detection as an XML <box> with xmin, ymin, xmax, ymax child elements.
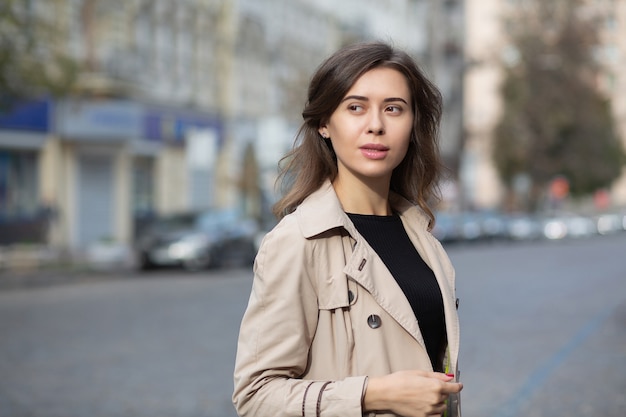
<box><xmin>386</xmin><ymin>105</ymin><xmax>402</xmax><ymax>113</ymax></box>
<box><xmin>348</xmin><ymin>104</ymin><xmax>364</xmax><ymax>112</ymax></box>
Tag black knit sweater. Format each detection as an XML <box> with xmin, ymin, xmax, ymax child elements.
<box><xmin>347</xmin><ymin>212</ymin><xmax>446</xmax><ymax>371</ymax></box>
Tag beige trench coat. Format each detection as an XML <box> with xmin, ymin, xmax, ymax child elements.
<box><xmin>233</xmin><ymin>180</ymin><xmax>460</xmax><ymax>417</ymax></box>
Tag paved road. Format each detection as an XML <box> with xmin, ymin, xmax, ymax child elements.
<box><xmin>0</xmin><ymin>233</ymin><xmax>625</xmax><ymax>417</ymax></box>
<box><xmin>451</xmin><ymin>234</ymin><xmax>626</xmax><ymax>417</ymax></box>
<box><xmin>0</xmin><ymin>270</ymin><xmax>251</xmax><ymax>417</ymax></box>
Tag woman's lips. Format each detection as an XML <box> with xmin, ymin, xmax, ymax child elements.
<box><xmin>360</xmin><ymin>144</ymin><xmax>389</xmax><ymax>160</ymax></box>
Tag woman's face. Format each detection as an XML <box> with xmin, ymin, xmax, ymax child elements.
<box><xmin>319</xmin><ymin>67</ymin><xmax>414</xmax><ymax>186</ymax></box>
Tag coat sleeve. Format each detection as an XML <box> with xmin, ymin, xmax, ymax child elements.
<box><xmin>232</xmin><ymin>216</ymin><xmax>367</xmax><ymax>417</ymax></box>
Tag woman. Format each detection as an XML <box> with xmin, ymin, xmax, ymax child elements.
<box><xmin>233</xmin><ymin>42</ymin><xmax>462</xmax><ymax>417</ymax></box>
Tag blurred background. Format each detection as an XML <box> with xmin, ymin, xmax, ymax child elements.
<box><xmin>1</xmin><ymin>1</ymin><xmax>625</xmax><ymax>417</ymax></box>
<box><xmin>0</xmin><ymin>0</ymin><xmax>625</xmax><ymax>270</ymax></box>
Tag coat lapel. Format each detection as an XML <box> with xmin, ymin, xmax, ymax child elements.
<box><xmin>342</xmin><ymin>233</ymin><xmax>427</xmax><ymax>349</ymax></box>
<box><xmin>394</xmin><ymin>199</ymin><xmax>460</xmax><ymax>371</ymax></box>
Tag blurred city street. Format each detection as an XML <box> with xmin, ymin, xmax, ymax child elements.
<box><xmin>1</xmin><ymin>234</ymin><xmax>625</xmax><ymax>417</ymax></box>
<box><xmin>2</xmin><ymin>2</ymin><xmax>626</xmax><ymax>415</ymax></box>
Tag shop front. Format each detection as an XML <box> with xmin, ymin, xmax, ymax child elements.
<box><xmin>1</xmin><ymin>96</ymin><xmax>225</xmax><ymax>267</ymax></box>
<box><xmin>53</xmin><ymin>99</ymin><xmax>142</xmax><ymax>253</ymax></box>
<box><xmin>142</xmin><ymin>105</ymin><xmax>223</xmax><ymax>216</ymax></box>
<box><xmin>0</xmin><ymin>99</ymin><xmax>51</xmax><ymax>246</ymax></box>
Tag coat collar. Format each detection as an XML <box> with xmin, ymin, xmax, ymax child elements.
<box><xmin>295</xmin><ymin>179</ymin><xmax>430</xmax><ymax>239</ymax></box>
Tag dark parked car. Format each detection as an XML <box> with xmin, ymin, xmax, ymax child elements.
<box><xmin>504</xmin><ymin>212</ymin><xmax>543</xmax><ymax>241</ymax></box>
<box><xmin>135</xmin><ymin>209</ymin><xmax>259</xmax><ymax>271</ymax></box>
<box><xmin>432</xmin><ymin>211</ymin><xmax>461</xmax><ymax>244</ymax></box>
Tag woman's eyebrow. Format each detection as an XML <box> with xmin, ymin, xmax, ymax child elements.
<box><xmin>341</xmin><ymin>95</ymin><xmax>408</xmax><ymax>104</ymax></box>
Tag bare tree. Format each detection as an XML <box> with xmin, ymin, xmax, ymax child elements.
<box><xmin>0</xmin><ymin>0</ymin><xmax>78</xmax><ymax>107</ymax></box>
<box><xmin>493</xmin><ymin>0</ymin><xmax>624</xmax><ymax>210</ymax></box>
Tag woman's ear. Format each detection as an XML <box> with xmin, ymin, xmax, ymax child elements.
<box><xmin>318</xmin><ymin>125</ymin><xmax>328</xmax><ymax>138</ymax></box>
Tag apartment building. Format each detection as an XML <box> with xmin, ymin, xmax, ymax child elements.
<box><xmin>1</xmin><ymin>0</ymin><xmax>465</xmax><ymax>258</ymax></box>
<box><xmin>595</xmin><ymin>0</ymin><xmax>626</xmax><ymax>204</ymax></box>
<box><xmin>1</xmin><ymin>0</ymin><xmax>229</xmax><ymax>253</ymax></box>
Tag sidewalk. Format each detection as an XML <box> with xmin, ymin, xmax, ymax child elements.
<box><xmin>0</xmin><ymin>244</ymin><xmax>135</xmax><ymax>291</ymax></box>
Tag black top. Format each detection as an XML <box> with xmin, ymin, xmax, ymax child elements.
<box><xmin>347</xmin><ymin>212</ymin><xmax>446</xmax><ymax>371</ymax></box>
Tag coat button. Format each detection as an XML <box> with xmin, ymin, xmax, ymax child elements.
<box><xmin>367</xmin><ymin>314</ymin><xmax>381</xmax><ymax>329</ymax></box>
<box><xmin>348</xmin><ymin>290</ymin><xmax>354</xmax><ymax>303</ymax></box>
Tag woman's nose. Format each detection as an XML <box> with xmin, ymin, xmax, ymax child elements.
<box><xmin>367</xmin><ymin>113</ymin><xmax>385</xmax><ymax>135</ymax></box>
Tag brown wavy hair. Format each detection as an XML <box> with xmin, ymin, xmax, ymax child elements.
<box><xmin>273</xmin><ymin>41</ymin><xmax>443</xmax><ymax>228</ymax></box>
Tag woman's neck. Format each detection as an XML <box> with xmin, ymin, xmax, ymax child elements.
<box><xmin>332</xmin><ymin>176</ymin><xmax>392</xmax><ymax>215</ymax></box>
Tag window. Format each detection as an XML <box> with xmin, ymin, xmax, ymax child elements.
<box><xmin>0</xmin><ymin>150</ymin><xmax>39</xmax><ymax>219</ymax></box>
<box><xmin>133</xmin><ymin>156</ymin><xmax>154</xmax><ymax>216</ymax></box>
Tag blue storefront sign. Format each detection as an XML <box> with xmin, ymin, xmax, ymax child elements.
<box><xmin>3</xmin><ymin>98</ymin><xmax>223</xmax><ymax>145</ymax></box>
<box><xmin>143</xmin><ymin>107</ymin><xmax>223</xmax><ymax>147</ymax></box>
<box><xmin>0</xmin><ymin>99</ymin><xmax>51</xmax><ymax>132</ymax></box>
<box><xmin>55</xmin><ymin>100</ymin><xmax>142</xmax><ymax>140</ymax></box>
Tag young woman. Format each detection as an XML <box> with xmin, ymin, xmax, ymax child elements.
<box><xmin>233</xmin><ymin>42</ymin><xmax>462</xmax><ymax>417</ymax></box>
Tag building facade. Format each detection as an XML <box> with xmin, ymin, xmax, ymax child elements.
<box><xmin>594</xmin><ymin>0</ymin><xmax>626</xmax><ymax>204</ymax></box>
<box><xmin>1</xmin><ymin>0</ymin><xmax>465</xmax><ymax>261</ymax></box>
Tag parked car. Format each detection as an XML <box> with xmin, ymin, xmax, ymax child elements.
<box><xmin>541</xmin><ymin>214</ymin><xmax>569</xmax><ymax>240</ymax></box>
<box><xmin>476</xmin><ymin>210</ymin><xmax>507</xmax><ymax>241</ymax></box>
<box><xmin>135</xmin><ymin>209</ymin><xmax>259</xmax><ymax>271</ymax></box>
<box><xmin>504</xmin><ymin>212</ymin><xmax>543</xmax><ymax>241</ymax></box>
<box><xmin>458</xmin><ymin>211</ymin><xmax>483</xmax><ymax>242</ymax></box>
<box><xmin>432</xmin><ymin>212</ymin><xmax>460</xmax><ymax>243</ymax></box>
<box><xmin>561</xmin><ymin>213</ymin><xmax>597</xmax><ymax>238</ymax></box>
<box><xmin>594</xmin><ymin>212</ymin><xmax>624</xmax><ymax>235</ymax></box>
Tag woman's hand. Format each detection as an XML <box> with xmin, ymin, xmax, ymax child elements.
<box><xmin>363</xmin><ymin>370</ymin><xmax>463</xmax><ymax>417</ymax></box>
